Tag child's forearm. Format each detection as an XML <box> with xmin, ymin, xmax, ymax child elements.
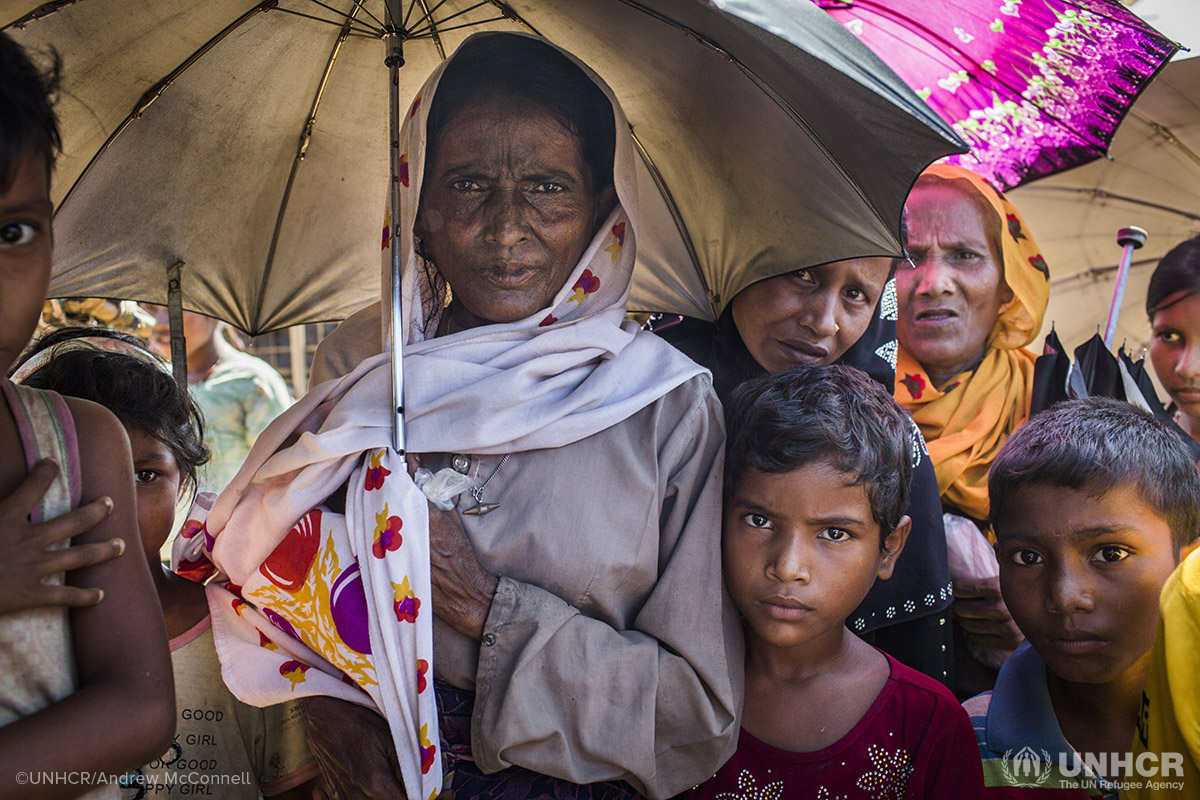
<box><xmin>0</xmin><ymin>676</ymin><xmax>175</xmax><ymax>799</ymax></box>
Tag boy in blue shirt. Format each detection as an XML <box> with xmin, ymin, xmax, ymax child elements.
<box><xmin>965</xmin><ymin>397</ymin><xmax>1199</xmax><ymax>798</ymax></box>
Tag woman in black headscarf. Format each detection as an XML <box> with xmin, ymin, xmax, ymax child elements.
<box><xmin>656</xmin><ymin>256</ymin><xmax>954</xmax><ymax>681</ymax></box>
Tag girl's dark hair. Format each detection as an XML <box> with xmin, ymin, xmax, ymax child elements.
<box><xmin>17</xmin><ymin>328</ymin><xmax>210</xmax><ymax>493</ymax></box>
<box><xmin>724</xmin><ymin>364</ymin><xmax>915</xmax><ymax>538</ymax></box>
<box><xmin>1146</xmin><ymin>236</ymin><xmax>1200</xmax><ymax>317</ymax></box>
<box><xmin>0</xmin><ymin>33</ymin><xmax>61</xmax><ymax>192</ymax></box>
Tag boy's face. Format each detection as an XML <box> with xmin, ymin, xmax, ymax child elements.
<box><xmin>996</xmin><ymin>483</ymin><xmax>1178</xmax><ymax>685</ymax></box>
<box><xmin>723</xmin><ymin>461</ymin><xmax>909</xmax><ymax>652</ymax></box>
<box><xmin>127</xmin><ymin>427</ymin><xmax>183</xmax><ymax>565</ymax></box>
<box><xmin>0</xmin><ymin>149</ymin><xmax>53</xmax><ymax>373</ymax></box>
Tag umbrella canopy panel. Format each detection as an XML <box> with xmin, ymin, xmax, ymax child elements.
<box><xmin>1011</xmin><ymin>56</ymin><xmax>1200</xmax><ymax>358</ymax></box>
<box><xmin>811</xmin><ymin>0</ymin><xmax>1178</xmax><ymax>190</ymax></box>
<box><xmin>4</xmin><ymin>0</ymin><xmax>964</xmax><ymax>335</ymax></box>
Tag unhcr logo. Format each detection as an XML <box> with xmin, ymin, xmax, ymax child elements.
<box><xmin>1000</xmin><ymin>747</ymin><xmax>1053</xmax><ymax>787</ymax></box>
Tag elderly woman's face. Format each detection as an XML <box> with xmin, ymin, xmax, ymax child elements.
<box><xmin>896</xmin><ymin>182</ymin><xmax>1013</xmax><ymax>386</ymax></box>
<box><xmin>417</xmin><ymin>94</ymin><xmax>614</xmax><ymax>330</ymax></box>
<box><xmin>731</xmin><ymin>258</ymin><xmax>893</xmax><ymax>374</ymax></box>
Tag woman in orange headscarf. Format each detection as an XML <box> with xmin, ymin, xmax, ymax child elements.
<box><xmin>895</xmin><ymin>164</ymin><xmax>1050</xmax><ymax>522</ymax></box>
<box><xmin>894</xmin><ymin>164</ymin><xmax>1051</xmax><ymax>688</ymax></box>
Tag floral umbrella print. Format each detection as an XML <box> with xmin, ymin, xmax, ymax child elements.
<box><xmin>812</xmin><ymin>0</ymin><xmax>1178</xmax><ymax>190</ymax></box>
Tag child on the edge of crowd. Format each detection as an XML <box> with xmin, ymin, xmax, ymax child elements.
<box><xmin>14</xmin><ymin>327</ymin><xmax>321</xmax><ymax>800</ymax></box>
<box><xmin>685</xmin><ymin>364</ymin><xmax>983</xmax><ymax>799</ymax></box>
<box><xmin>0</xmin><ymin>32</ymin><xmax>175</xmax><ymax>799</ymax></box>
<box><xmin>965</xmin><ymin>397</ymin><xmax>1198</xmax><ymax>798</ymax></box>
<box><xmin>1124</xmin><ymin>545</ymin><xmax>1200</xmax><ymax>800</ymax></box>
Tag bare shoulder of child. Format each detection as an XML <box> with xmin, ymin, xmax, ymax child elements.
<box><xmin>62</xmin><ymin>397</ymin><xmax>177</xmax><ymax>742</ymax></box>
<box><xmin>16</xmin><ymin>328</ymin><xmax>213</xmax><ymax>639</ymax></box>
<box><xmin>0</xmin><ymin>396</ymin><xmax>175</xmax><ymax>795</ymax></box>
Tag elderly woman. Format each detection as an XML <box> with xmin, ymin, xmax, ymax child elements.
<box><xmin>893</xmin><ymin>164</ymin><xmax>1051</xmax><ymax>689</ymax></box>
<box><xmin>894</xmin><ymin>164</ymin><xmax>1050</xmax><ymax>520</ymax></box>
<box><xmin>1147</xmin><ymin>236</ymin><xmax>1200</xmax><ymax>448</ymax></box>
<box><xmin>658</xmin><ymin>258</ymin><xmax>954</xmax><ymax>682</ymax></box>
<box><xmin>202</xmin><ymin>32</ymin><xmax>740</xmax><ymax>800</ymax></box>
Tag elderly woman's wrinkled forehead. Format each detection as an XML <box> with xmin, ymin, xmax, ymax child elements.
<box><xmin>907</xmin><ymin>175</ymin><xmax>1002</xmax><ymax>260</ymax></box>
<box><xmin>425</xmin><ymin>34</ymin><xmax>616</xmax><ymax>191</ymax></box>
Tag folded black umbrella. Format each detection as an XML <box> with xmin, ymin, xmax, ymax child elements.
<box><xmin>1032</xmin><ymin>329</ymin><xmax>1200</xmax><ymax>462</ymax></box>
<box><xmin>1118</xmin><ymin>348</ymin><xmax>1200</xmax><ymax>463</ymax></box>
<box><xmin>1074</xmin><ymin>333</ymin><xmax>1124</xmax><ymax>402</ymax></box>
<box><xmin>1030</xmin><ymin>327</ymin><xmax>1072</xmax><ymax>415</ymax></box>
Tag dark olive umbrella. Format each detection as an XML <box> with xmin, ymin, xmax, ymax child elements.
<box><xmin>4</xmin><ymin>0</ymin><xmax>965</xmax><ymax>450</ymax></box>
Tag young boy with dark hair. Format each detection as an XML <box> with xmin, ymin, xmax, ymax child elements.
<box><xmin>687</xmin><ymin>364</ymin><xmax>982</xmax><ymax>799</ymax></box>
<box><xmin>966</xmin><ymin>397</ymin><xmax>1199</xmax><ymax>797</ymax></box>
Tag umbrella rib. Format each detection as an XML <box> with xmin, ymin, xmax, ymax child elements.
<box><xmin>252</xmin><ymin>7</ymin><xmax>359</xmax><ymax>331</ymax></box>
<box><xmin>53</xmin><ymin>1</ymin><xmax>278</xmax><ymax>218</ymax></box>
<box><xmin>629</xmin><ymin>129</ymin><xmax>712</xmax><ymax>313</ymax></box>
<box><xmin>410</xmin><ymin>16</ymin><xmax>509</xmax><ymax>37</ymax></box>
<box><xmin>411</xmin><ymin>0</ymin><xmax>445</xmax><ymax>58</ymax></box>
<box><xmin>405</xmin><ymin>0</ymin><xmax>452</xmax><ymax>34</ymax></box>
<box><xmin>303</xmin><ymin>0</ymin><xmax>370</xmax><ymax>25</ymax></box>
<box><xmin>408</xmin><ymin>2</ymin><xmax>492</xmax><ymax>40</ymax></box>
<box><xmin>1128</xmin><ymin>110</ymin><xmax>1200</xmax><ymax>170</ymax></box>
<box><xmin>1</xmin><ymin>0</ymin><xmax>81</xmax><ymax>31</ymax></box>
<box><xmin>480</xmin><ymin>1</ymin><xmax>540</xmax><ymax>35</ymax></box>
<box><xmin>329</xmin><ymin>0</ymin><xmax>386</xmax><ymax>31</ymax></box>
<box><xmin>1051</xmin><ymin>256</ymin><xmax>1157</xmax><ymax>287</ymax></box>
<box><xmin>1017</xmin><ymin>185</ymin><xmax>1200</xmax><ymax>223</ymax></box>
<box><xmin>273</xmin><ymin>6</ymin><xmax>381</xmax><ymax>37</ymax></box>
<box><xmin>402</xmin><ymin>0</ymin><xmax>420</xmax><ymax>29</ymax></box>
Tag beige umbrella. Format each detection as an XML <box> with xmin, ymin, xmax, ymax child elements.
<box><xmin>1011</xmin><ymin>56</ymin><xmax>1200</xmax><ymax>356</ymax></box>
<box><xmin>3</xmin><ymin>0</ymin><xmax>963</xmax><ymax>337</ymax></box>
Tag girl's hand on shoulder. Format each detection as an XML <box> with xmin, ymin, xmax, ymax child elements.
<box><xmin>0</xmin><ymin>458</ymin><xmax>125</xmax><ymax>615</ymax></box>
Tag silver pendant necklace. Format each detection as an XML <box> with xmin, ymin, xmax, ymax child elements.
<box><xmin>463</xmin><ymin>454</ymin><xmax>510</xmax><ymax>516</ymax></box>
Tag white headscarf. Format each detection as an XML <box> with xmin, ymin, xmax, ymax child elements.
<box><xmin>389</xmin><ymin>31</ymin><xmax>703</xmax><ymax>454</ymax></box>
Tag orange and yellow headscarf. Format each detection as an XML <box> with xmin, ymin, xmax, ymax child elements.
<box><xmin>894</xmin><ymin>164</ymin><xmax>1051</xmax><ymax>522</ymax></box>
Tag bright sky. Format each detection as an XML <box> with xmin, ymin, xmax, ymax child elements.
<box><xmin>1124</xmin><ymin>0</ymin><xmax>1199</xmax><ymax>59</ymax></box>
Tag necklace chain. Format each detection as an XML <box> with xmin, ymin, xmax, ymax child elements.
<box><xmin>471</xmin><ymin>454</ymin><xmax>510</xmax><ymax>505</ymax></box>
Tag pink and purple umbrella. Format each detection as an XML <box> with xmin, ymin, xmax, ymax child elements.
<box><xmin>813</xmin><ymin>0</ymin><xmax>1179</xmax><ymax>190</ymax></box>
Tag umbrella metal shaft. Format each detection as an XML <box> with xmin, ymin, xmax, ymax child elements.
<box><xmin>385</xmin><ymin>6</ymin><xmax>407</xmax><ymax>461</ymax></box>
<box><xmin>1102</xmin><ymin>226</ymin><xmax>1148</xmax><ymax>349</ymax></box>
